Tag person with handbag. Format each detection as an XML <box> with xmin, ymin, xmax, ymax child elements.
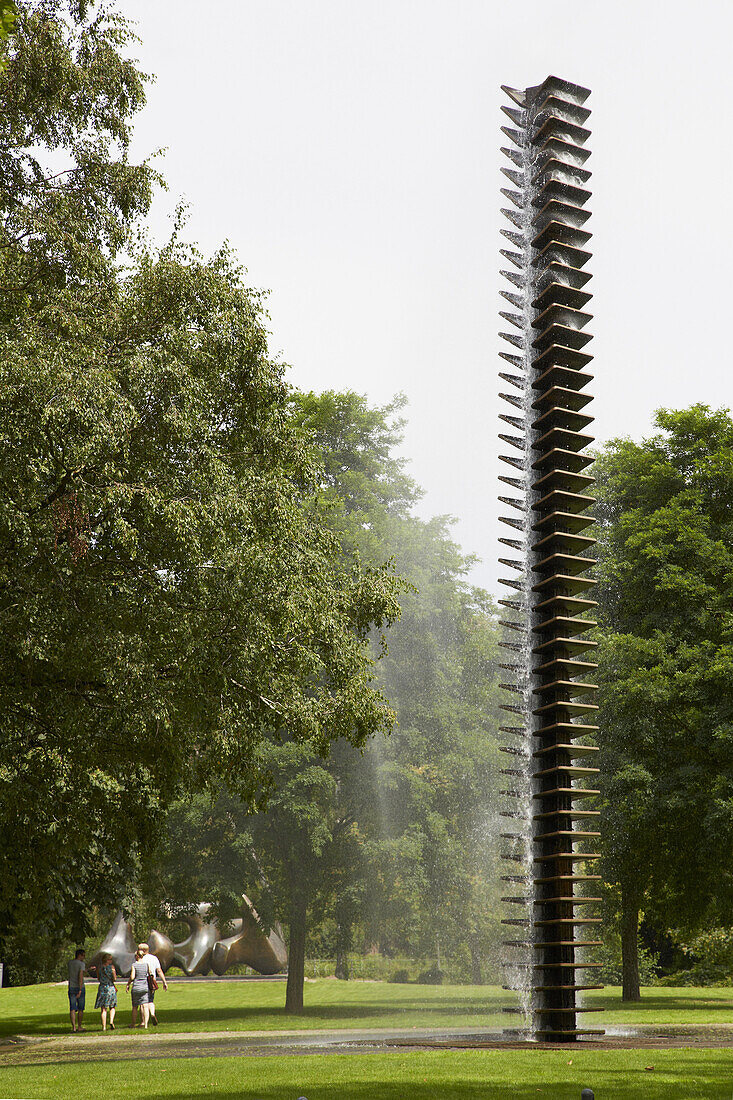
<box><xmin>126</xmin><ymin>944</ymin><xmax>152</xmax><ymax>1028</ymax></box>
<box><xmin>140</xmin><ymin>943</ymin><xmax>168</xmax><ymax>1027</ymax></box>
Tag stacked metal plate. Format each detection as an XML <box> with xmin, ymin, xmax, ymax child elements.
<box><xmin>497</xmin><ymin>75</ymin><xmax>603</xmax><ymax>1042</ymax></box>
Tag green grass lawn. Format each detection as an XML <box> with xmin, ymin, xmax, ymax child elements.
<box><xmin>0</xmin><ymin>980</ymin><xmax>513</xmax><ymax>1037</ymax></box>
<box><xmin>1</xmin><ymin>979</ymin><xmax>731</xmax><ymax>1038</ymax></box>
<box><xmin>590</xmin><ymin>986</ymin><xmax>733</xmax><ymax>1028</ymax></box>
<box><xmin>1</xmin><ymin>1048</ymin><xmax>732</xmax><ymax>1100</ymax></box>
<box><xmin>1</xmin><ymin>982</ymin><xmax>732</xmax><ymax>1099</ymax></box>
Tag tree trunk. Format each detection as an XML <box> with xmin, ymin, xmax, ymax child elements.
<box><xmin>620</xmin><ymin>883</ymin><xmax>641</xmax><ymax>1002</ymax></box>
<box><xmin>335</xmin><ymin>944</ymin><xmax>349</xmax><ymax>981</ymax></box>
<box><xmin>285</xmin><ymin>896</ymin><xmax>307</xmax><ymax>1013</ymax></box>
<box><xmin>469</xmin><ymin>941</ymin><xmax>482</xmax><ymax>985</ymax></box>
<box><xmin>334</xmin><ymin>914</ymin><xmax>351</xmax><ymax>979</ymax></box>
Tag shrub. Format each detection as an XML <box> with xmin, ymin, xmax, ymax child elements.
<box><xmin>657</xmin><ymin>927</ymin><xmax>733</xmax><ymax>986</ymax></box>
<box><xmin>417</xmin><ymin>965</ymin><xmax>444</xmax><ymax>985</ymax></box>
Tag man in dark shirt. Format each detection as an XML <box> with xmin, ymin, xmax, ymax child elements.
<box><xmin>67</xmin><ymin>948</ymin><xmax>86</xmax><ymax>1032</ymax></box>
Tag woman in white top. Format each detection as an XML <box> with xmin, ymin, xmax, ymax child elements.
<box><xmin>126</xmin><ymin>944</ymin><xmax>152</xmax><ymax>1028</ymax></box>
<box><xmin>140</xmin><ymin>945</ymin><xmax>168</xmax><ymax>1026</ymax></box>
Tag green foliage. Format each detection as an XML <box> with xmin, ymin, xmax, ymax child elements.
<box><xmin>1</xmin><ymin>924</ymin><xmax>73</xmax><ymax>987</ymax></box>
<box><xmin>1</xmin><ymin>234</ymin><xmax>400</xmax><ymax>953</ymax></box>
<box><xmin>294</xmin><ymin>391</ymin><xmax>505</xmax><ymax>975</ymax></box>
<box><xmin>595</xmin><ymin>405</ymin><xmax>733</xmax><ymax>934</ymax></box>
<box><xmin>0</xmin><ymin>0</ymin><xmax>158</xmax><ymax>952</ymax></box>
<box><xmin>416</xmin><ymin>964</ymin><xmax>444</xmax><ymax>985</ymax></box>
<box><xmin>0</xmin><ymin>0</ymin><xmax>157</xmax><ymax>303</ymax></box>
<box><xmin>146</xmin><ymin>392</ymin><xmax>503</xmax><ymax>999</ymax></box>
<box><xmin>0</xmin><ymin>1</ymin><xmax>16</xmax><ymax>68</ymax></box>
<box><xmin>596</xmin><ymin>936</ymin><xmax>660</xmax><ymax>987</ymax></box>
<box><xmin>657</xmin><ymin>927</ymin><xmax>733</xmax><ymax>986</ymax></box>
<box><xmin>0</xmin><ymin>2</ymin><xmax>400</xmax><ymax>961</ymax></box>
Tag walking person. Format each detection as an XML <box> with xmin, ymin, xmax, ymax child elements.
<box><xmin>67</xmin><ymin>948</ymin><xmax>86</xmax><ymax>1032</ymax></box>
<box><xmin>126</xmin><ymin>944</ymin><xmax>151</xmax><ymax>1028</ymax></box>
<box><xmin>140</xmin><ymin>943</ymin><xmax>168</xmax><ymax>1027</ymax></box>
<box><xmin>94</xmin><ymin>952</ymin><xmax>118</xmax><ymax>1031</ymax></box>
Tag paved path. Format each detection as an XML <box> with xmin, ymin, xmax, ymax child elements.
<box><xmin>2</xmin><ymin>1024</ymin><xmax>733</xmax><ymax>1066</ymax></box>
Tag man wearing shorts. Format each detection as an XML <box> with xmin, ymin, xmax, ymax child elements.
<box><xmin>140</xmin><ymin>943</ymin><xmax>168</xmax><ymax>1026</ymax></box>
<box><xmin>67</xmin><ymin>948</ymin><xmax>86</xmax><ymax>1032</ymax></box>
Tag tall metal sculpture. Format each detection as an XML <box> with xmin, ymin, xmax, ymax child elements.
<box><xmin>497</xmin><ymin>75</ymin><xmax>602</xmax><ymax>1041</ymax></box>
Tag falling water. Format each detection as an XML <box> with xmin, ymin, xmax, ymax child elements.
<box><xmin>496</xmin><ymin>76</ymin><xmax>603</xmax><ymax>1042</ymax></box>
<box><xmin>496</xmin><ymin>76</ymin><xmax>543</xmax><ymax>1039</ymax></box>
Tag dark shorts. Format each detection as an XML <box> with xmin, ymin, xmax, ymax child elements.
<box><xmin>68</xmin><ymin>988</ymin><xmax>85</xmax><ymax>1012</ymax></box>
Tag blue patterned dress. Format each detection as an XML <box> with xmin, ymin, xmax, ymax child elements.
<box><xmin>94</xmin><ymin>963</ymin><xmax>117</xmax><ymax>1009</ymax></box>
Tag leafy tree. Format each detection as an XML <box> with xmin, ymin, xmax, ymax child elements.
<box><xmin>146</xmin><ymin>739</ymin><xmax>375</xmax><ymax>1013</ymax></box>
<box><xmin>594</xmin><ymin>405</ymin><xmax>733</xmax><ymax>999</ymax></box>
<box><xmin>360</xmin><ymin>514</ymin><xmax>504</xmax><ymax>978</ymax></box>
<box><xmin>289</xmin><ymin>393</ymin><xmax>505</xmax><ymax>983</ymax></box>
<box><xmin>0</xmin><ymin>2</ymin><xmax>399</xmax><ymax>969</ymax></box>
<box><xmin>0</xmin><ymin>0</ymin><xmax>155</xmax><ymax>306</ymax></box>
<box><xmin>0</xmin><ymin>1</ymin><xmax>16</xmax><ymax>66</ymax></box>
<box><xmin>147</xmin><ymin>392</ymin><xmax>503</xmax><ymax>1009</ymax></box>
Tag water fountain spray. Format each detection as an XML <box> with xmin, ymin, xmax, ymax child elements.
<box><xmin>496</xmin><ymin>76</ymin><xmax>603</xmax><ymax>1042</ymax></box>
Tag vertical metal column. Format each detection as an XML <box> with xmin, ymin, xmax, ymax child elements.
<box><xmin>497</xmin><ymin>76</ymin><xmax>603</xmax><ymax>1042</ymax></box>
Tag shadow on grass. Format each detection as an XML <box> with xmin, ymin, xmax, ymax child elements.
<box><xmin>596</xmin><ymin>994</ymin><xmax>733</xmax><ymax>1013</ymax></box>
<box><xmin>124</xmin><ymin>1058</ymin><xmax>733</xmax><ymax>1100</ymax></box>
<box><xmin>0</xmin><ymin>999</ymin><xmax>499</xmax><ymax>1039</ymax></box>
<box><xmin>161</xmin><ymin>1001</ymin><xmax>494</xmax><ymax>1025</ymax></box>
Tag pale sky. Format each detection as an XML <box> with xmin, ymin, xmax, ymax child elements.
<box><xmin>123</xmin><ymin>0</ymin><xmax>733</xmax><ymax>592</ymax></box>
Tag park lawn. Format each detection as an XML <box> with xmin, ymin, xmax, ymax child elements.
<box><xmin>1</xmin><ymin>1048</ymin><xmax>732</xmax><ymax>1099</ymax></box>
<box><xmin>0</xmin><ymin>980</ymin><xmax>732</xmax><ymax>1039</ymax></box>
<box><xmin>586</xmin><ymin>985</ymin><xmax>733</xmax><ymax>1027</ymax></box>
<box><xmin>0</xmin><ymin>980</ymin><xmax>513</xmax><ymax>1038</ymax></box>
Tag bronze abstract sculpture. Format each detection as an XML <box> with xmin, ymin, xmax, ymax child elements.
<box><xmin>211</xmin><ymin>895</ymin><xmax>287</xmax><ymax>975</ymax></box>
<box><xmin>497</xmin><ymin>75</ymin><xmax>602</xmax><ymax>1042</ymax></box>
<box><xmin>89</xmin><ymin>910</ymin><xmax>138</xmax><ymax>978</ymax></box>
<box><xmin>90</xmin><ymin>896</ymin><xmax>287</xmax><ymax>978</ymax></box>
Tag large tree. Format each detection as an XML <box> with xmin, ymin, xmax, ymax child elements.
<box><xmin>293</xmin><ymin>392</ymin><xmax>504</xmax><ymax>977</ymax></box>
<box><xmin>0</xmin><ymin>2</ymin><xmax>399</xmax><ymax>966</ymax></box>
<box><xmin>594</xmin><ymin>405</ymin><xmax>733</xmax><ymax>999</ymax></box>
<box><xmin>145</xmin><ymin>391</ymin><xmax>504</xmax><ymax>1009</ymax></box>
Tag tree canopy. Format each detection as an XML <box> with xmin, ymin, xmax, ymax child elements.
<box><xmin>0</xmin><ymin>2</ymin><xmax>400</xmax><ymax>961</ymax></box>
<box><xmin>145</xmin><ymin>391</ymin><xmax>503</xmax><ymax>1008</ymax></box>
<box><xmin>595</xmin><ymin>405</ymin><xmax>733</xmax><ymax>998</ymax></box>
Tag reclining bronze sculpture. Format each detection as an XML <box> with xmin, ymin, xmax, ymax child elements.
<box><xmin>90</xmin><ymin>896</ymin><xmax>287</xmax><ymax>977</ymax></box>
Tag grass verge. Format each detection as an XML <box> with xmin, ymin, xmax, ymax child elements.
<box><xmin>1</xmin><ymin>1048</ymin><xmax>732</xmax><ymax>1099</ymax></box>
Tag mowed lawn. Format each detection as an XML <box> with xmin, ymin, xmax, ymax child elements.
<box><xmin>0</xmin><ymin>980</ymin><xmax>513</xmax><ymax>1037</ymax></box>
<box><xmin>1</xmin><ymin>979</ymin><xmax>731</xmax><ymax>1038</ymax></box>
<box><xmin>1</xmin><ymin>983</ymin><xmax>732</xmax><ymax>1099</ymax></box>
<box><xmin>1</xmin><ymin>1049</ymin><xmax>733</xmax><ymax>1100</ymax></box>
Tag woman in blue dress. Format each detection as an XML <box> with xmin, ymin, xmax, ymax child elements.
<box><xmin>94</xmin><ymin>953</ymin><xmax>118</xmax><ymax>1031</ymax></box>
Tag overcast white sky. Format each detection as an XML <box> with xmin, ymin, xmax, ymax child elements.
<box><xmin>123</xmin><ymin>0</ymin><xmax>732</xmax><ymax>592</ymax></box>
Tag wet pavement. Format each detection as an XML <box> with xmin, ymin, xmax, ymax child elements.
<box><xmin>1</xmin><ymin>1024</ymin><xmax>733</xmax><ymax>1066</ymax></box>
